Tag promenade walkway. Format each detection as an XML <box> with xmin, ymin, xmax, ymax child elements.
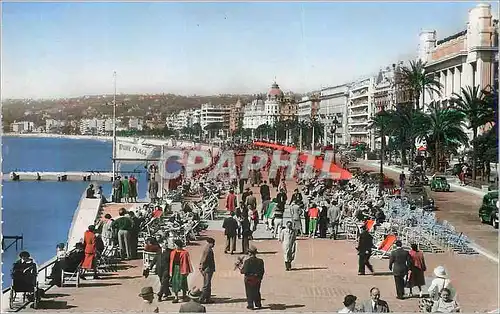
<box><xmin>31</xmin><ymin>176</ymin><xmax>498</xmax><ymax>312</ymax></box>
<box><xmin>355</xmin><ymin>160</ymin><xmax>499</xmax><ymax>258</ymax></box>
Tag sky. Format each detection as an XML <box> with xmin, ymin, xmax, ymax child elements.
<box><xmin>1</xmin><ymin>1</ymin><xmax>498</xmax><ymax>99</ymax></box>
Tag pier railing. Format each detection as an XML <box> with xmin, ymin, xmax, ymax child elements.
<box><xmin>2</xmin><ymin>235</ymin><xmax>24</xmax><ymax>252</ymax></box>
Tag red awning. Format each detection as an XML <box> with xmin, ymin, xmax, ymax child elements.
<box><xmin>253</xmin><ymin>141</ymin><xmax>352</xmax><ymax>180</ymax></box>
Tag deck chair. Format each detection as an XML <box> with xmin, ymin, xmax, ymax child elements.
<box><xmin>97</xmin><ymin>246</ymin><xmax>119</xmax><ymax>272</ymax></box>
<box><xmin>143</xmin><ymin>251</ymin><xmax>159</xmax><ymax>273</ymax></box>
<box><xmin>343</xmin><ymin>221</ymin><xmax>360</xmax><ymax>241</ymax></box>
<box><xmin>372</xmin><ymin>234</ymin><xmax>397</xmax><ymax>259</ymax></box>
<box><xmin>364</xmin><ymin>219</ymin><xmax>376</xmax><ymax>232</ymax></box>
<box><xmin>61</xmin><ymin>262</ymin><xmax>81</xmax><ymax>288</ymax></box>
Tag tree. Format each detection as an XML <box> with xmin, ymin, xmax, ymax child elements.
<box><xmin>473</xmin><ymin>127</ymin><xmax>498</xmax><ymax>182</ymax></box>
<box><xmin>451</xmin><ymin>85</ymin><xmax>493</xmax><ymax>180</ymax></box>
<box><xmin>399</xmin><ymin>59</ymin><xmax>443</xmax><ymax>111</ymax></box>
<box><xmin>204</xmin><ymin>122</ymin><xmax>223</xmax><ymax>139</ymax></box>
<box><xmin>418</xmin><ymin>101</ymin><xmax>469</xmax><ymax>172</ymax></box>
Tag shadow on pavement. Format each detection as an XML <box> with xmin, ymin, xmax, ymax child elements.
<box><xmin>265</xmin><ymin>303</ymin><xmax>306</xmax><ymax>310</ymax></box>
<box><xmin>292</xmin><ymin>267</ymin><xmax>328</xmax><ymax>271</ymax></box>
<box><xmin>372</xmin><ymin>271</ymin><xmax>393</xmax><ymax>276</ymax></box>
<box><xmin>35</xmin><ymin>300</ymin><xmax>77</xmax><ymax>310</ymax></box>
<box><xmin>79</xmin><ymin>282</ymin><xmax>121</xmax><ymax>288</ymax></box>
<box><xmin>211</xmin><ymin>297</ymin><xmax>266</xmax><ymax>304</ymax></box>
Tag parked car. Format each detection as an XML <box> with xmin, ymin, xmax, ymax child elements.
<box><xmin>430</xmin><ymin>176</ymin><xmax>451</xmax><ymax>192</ymax></box>
<box><xmin>479</xmin><ymin>190</ymin><xmax>499</xmax><ymax>229</ymax></box>
<box><xmin>404</xmin><ymin>184</ymin><xmax>435</xmax><ymax>211</ymax></box>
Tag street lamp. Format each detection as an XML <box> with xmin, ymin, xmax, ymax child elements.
<box><xmin>330</xmin><ymin>115</ymin><xmax>340</xmax><ymax>164</ymax></box>
<box><xmin>379</xmin><ymin>106</ymin><xmax>386</xmax><ymax>196</ymax></box>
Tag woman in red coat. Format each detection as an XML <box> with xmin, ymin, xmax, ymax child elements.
<box><xmin>169</xmin><ymin>240</ymin><xmax>192</xmax><ymax>303</ymax></box>
<box><xmin>82</xmin><ymin>225</ymin><xmax>99</xmax><ymax>279</ymax></box>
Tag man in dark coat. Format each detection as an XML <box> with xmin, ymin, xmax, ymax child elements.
<box><xmin>240</xmin><ymin>215</ymin><xmax>252</xmax><ymax>254</ymax></box>
<box><xmin>276</xmin><ymin>188</ymin><xmax>287</xmax><ymax>212</ymax></box>
<box><xmin>357</xmin><ymin>225</ymin><xmax>374</xmax><ymax>275</ymax></box>
<box><xmin>388</xmin><ymin>240</ymin><xmax>411</xmax><ymax>299</ymax></box>
<box><xmin>259</xmin><ymin>181</ymin><xmax>270</xmax><ymax>202</ymax></box>
<box><xmin>238</xmin><ymin>177</ymin><xmax>246</xmax><ymax>194</ymax></box>
<box><xmin>222</xmin><ymin>212</ymin><xmax>238</xmax><ymax>254</ymax></box>
<box><xmin>198</xmin><ymin>238</ymin><xmax>216</xmax><ymax>304</ymax></box>
<box><xmin>129</xmin><ymin>211</ymin><xmax>141</xmax><ymax>259</ymax></box>
<box><xmin>148</xmin><ymin>243</ymin><xmax>172</xmax><ymax>302</ymax></box>
<box><xmin>240</xmin><ymin>246</ymin><xmax>265</xmax><ymax>310</ymax></box>
<box><xmin>289</xmin><ymin>189</ymin><xmax>302</xmax><ymax>205</ymax></box>
<box><xmin>242</xmin><ymin>187</ymin><xmax>251</xmax><ymax>206</ymax></box>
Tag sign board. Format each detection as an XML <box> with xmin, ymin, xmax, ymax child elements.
<box><xmin>116</xmin><ymin>140</ymin><xmax>157</xmax><ymax>160</ymax></box>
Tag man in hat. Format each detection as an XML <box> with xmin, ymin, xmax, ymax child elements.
<box><xmin>179</xmin><ymin>287</ymin><xmax>206</xmax><ymax>312</ymax></box>
<box><xmin>357</xmin><ymin>225</ymin><xmax>374</xmax><ymax>275</ymax></box>
<box><xmin>240</xmin><ymin>245</ymin><xmax>265</xmax><ymax>310</ymax></box>
<box><xmin>222</xmin><ymin>212</ymin><xmax>238</xmax><ymax>254</ymax></box>
<box><xmin>259</xmin><ymin>180</ymin><xmax>270</xmax><ymax>203</ymax></box>
<box><xmin>198</xmin><ymin>238</ymin><xmax>215</xmax><ymax>304</ymax></box>
<box><xmin>138</xmin><ymin>286</ymin><xmax>159</xmax><ymax>313</ymax></box>
<box><xmin>148</xmin><ymin>242</ymin><xmax>172</xmax><ymax>302</ymax></box>
<box><xmin>388</xmin><ymin>240</ymin><xmax>411</xmax><ymax>299</ymax></box>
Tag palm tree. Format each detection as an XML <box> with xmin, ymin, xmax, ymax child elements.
<box><xmin>451</xmin><ymin>85</ymin><xmax>493</xmax><ymax>180</ymax></box>
<box><xmin>368</xmin><ymin>109</ymin><xmax>394</xmax><ymax>159</ymax></box>
<box><xmin>418</xmin><ymin>101</ymin><xmax>469</xmax><ymax>172</ymax></box>
<box><xmin>399</xmin><ymin>59</ymin><xmax>443</xmax><ymax>111</ymax></box>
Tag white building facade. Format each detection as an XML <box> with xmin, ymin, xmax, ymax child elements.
<box><xmin>347</xmin><ymin>77</ymin><xmax>375</xmax><ymax>148</ymax></box>
<box><xmin>418</xmin><ymin>3</ymin><xmax>498</xmax><ymax>142</ymax></box>
<box><xmin>242</xmin><ymin>98</ymin><xmax>267</xmax><ymax>129</ymax></box>
<box><xmin>297</xmin><ymin>96</ymin><xmax>313</xmax><ymax>123</ymax></box>
<box><xmin>128</xmin><ymin>117</ymin><xmax>144</xmax><ymax>131</ymax></box>
<box><xmin>200</xmin><ymin>103</ymin><xmax>230</xmax><ymax>134</ymax></box>
<box><xmin>11</xmin><ymin>121</ymin><xmax>34</xmax><ymax>133</ymax></box>
<box><xmin>242</xmin><ymin>82</ymin><xmax>284</xmax><ymax>129</ymax></box>
<box><xmin>318</xmin><ymin>85</ymin><xmax>349</xmax><ymax>145</ymax></box>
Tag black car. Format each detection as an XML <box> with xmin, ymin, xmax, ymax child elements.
<box><xmin>404</xmin><ymin>184</ymin><xmax>435</xmax><ymax>211</ymax></box>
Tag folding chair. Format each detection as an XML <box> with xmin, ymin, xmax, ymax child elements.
<box><xmin>61</xmin><ymin>263</ymin><xmax>81</xmax><ymax>288</ymax></box>
<box><xmin>143</xmin><ymin>251</ymin><xmax>159</xmax><ymax>273</ymax></box>
<box><xmin>372</xmin><ymin>234</ymin><xmax>397</xmax><ymax>259</ymax></box>
<box><xmin>343</xmin><ymin>221</ymin><xmax>360</xmax><ymax>241</ymax></box>
<box><xmin>97</xmin><ymin>246</ymin><xmax>119</xmax><ymax>272</ymax></box>
<box><xmin>364</xmin><ymin>219</ymin><xmax>376</xmax><ymax>232</ymax></box>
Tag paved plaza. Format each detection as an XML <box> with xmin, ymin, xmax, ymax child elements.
<box><xmin>32</xmin><ymin>173</ymin><xmax>499</xmax><ymax>312</ymax></box>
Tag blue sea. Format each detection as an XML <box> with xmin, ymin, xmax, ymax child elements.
<box><xmin>1</xmin><ymin>136</ymin><xmax>150</xmax><ymax>288</ymax></box>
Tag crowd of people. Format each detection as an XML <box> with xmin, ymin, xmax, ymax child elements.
<box><xmin>11</xmin><ymin>143</ymin><xmax>466</xmax><ymax>313</ymax></box>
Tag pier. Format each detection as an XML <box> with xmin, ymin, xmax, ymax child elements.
<box><xmin>1</xmin><ymin>190</ymin><xmax>104</xmax><ymax>312</ymax></box>
<box><xmin>3</xmin><ymin>171</ymin><xmax>114</xmax><ymax>182</ymax></box>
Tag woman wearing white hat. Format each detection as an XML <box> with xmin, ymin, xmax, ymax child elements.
<box><xmin>427</xmin><ymin>266</ymin><xmax>456</xmax><ymax>301</ymax></box>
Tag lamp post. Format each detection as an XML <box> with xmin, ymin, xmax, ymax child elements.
<box><xmin>379</xmin><ymin>107</ymin><xmax>386</xmax><ymax>196</ymax></box>
<box><xmin>330</xmin><ymin>115</ymin><xmax>339</xmax><ymax>164</ymax></box>
<box><xmin>112</xmin><ymin>71</ymin><xmax>117</xmax><ymax>181</ymax></box>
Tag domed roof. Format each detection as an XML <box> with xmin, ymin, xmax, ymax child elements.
<box><xmin>268</xmin><ymin>81</ymin><xmax>284</xmax><ymax>97</ymax></box>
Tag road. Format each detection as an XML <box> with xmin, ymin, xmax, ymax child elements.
<box><xmin>353</xmin><ymin>161</ymin><xmax>499</xmax><ymax>256</ymax></box>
